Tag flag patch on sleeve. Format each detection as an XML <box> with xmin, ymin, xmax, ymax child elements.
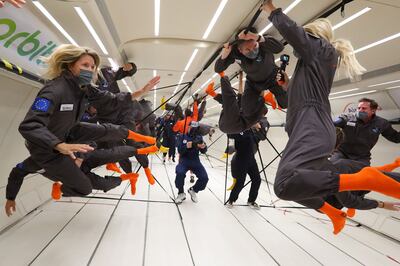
<box><xmin>31</xmin><ymin>97</ymin><xmax>51</xmax><ymax>112</ymax></box>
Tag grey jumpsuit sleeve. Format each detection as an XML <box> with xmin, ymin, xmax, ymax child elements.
<box><xmin>269</xmin><ymin>8</ymin><xmax>315</xmax><ymax>63</ymax></box>
<box><xmin>198</xmin><ymin>100</ymin><xmax>207</xmax><ymax>121</ymax></box>
<box><xmin>114</xmin><ymin>63</ymin><xmax>137</xmax><ymax>81</ymax></box>
<box><xmin>87</xmin><ymin>86</ymin><xmax>132</xmax><ymax>111</ymax></box>
<box><xmin>333</xmin><ymin>117</ymin><xmax>347</xmax><ymax>128</ymax></box>
<box><xmin>262</xmin><ymin>35</ymin><xmax>284</xmax><ymax>54</ymax></box>
<box><xmin>214</xmin><ymin>53</ymin><xmax>236</xmax><ymax>73</ymax></box>
<box><xmin>381</xmin><ymin>121</ymin><xmax>400</xmax><ymax>143</ymax></box>
<box><xmin>18</xmin><ymin>88</ymin><xmax>62</xmax><ymax>150</ymax></box>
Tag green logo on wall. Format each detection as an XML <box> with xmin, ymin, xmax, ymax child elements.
<box><xmin>0</xmin><ymin>18</ymin><xmax>58</xmax><ymax>65</ymax></box>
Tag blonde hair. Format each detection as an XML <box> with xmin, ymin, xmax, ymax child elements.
<box><xmin>304</xmin><ymin>18</ymin><xmax>366</xmax><ymax>81</ymax></box>
<box><xmin>42</xmin><ymin>44</ymin><xmax>100</xmax><ymax>80</ymax></box>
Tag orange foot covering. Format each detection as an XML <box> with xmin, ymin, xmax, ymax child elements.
<box><xmin>51</xmin><ymin>182</ymin><xmax>62</xmax><ymax>200</ymax></box>
<box><xmin>120</xmin><ymin>172</ymin><xmax>139</xmax><ymax>181</ymax></box>
<box><xmin>346</xmin><ymin>208</ymin><xmax>356</xmax><ymax>218</ymax></box>
<box><xmin>264</xmin><ymin>92</ymin><xmax>277</xmax><ymax>109</ymax></box>
<box><xmin>144</xmin><ymin>167</ymin><xmax>155</xmax><ymax>185</ymax></box>
<box><xmin>137</xmin><ymin>145</ymin><xmax>158</xmax><ymax>155</ymax></box>
<box><xmin>339</xmin><ymin>167</ymin><xmax>400</xmax><ymax>199</ymax></box>
<box><xmin>120</xmin><ymin>173</ymin><xmax>139</xmax><ymax>195</ymax></box>
<box><xmin>106</xmin><ymin>163</ymin><xmax>122</xmax><ymax>173</ymax></box>
<box><xmin>205</xmin><ymin>82</ymin><xmax>217</xmax><ymax>97</ymax></box>
<box><xmin>127</xmin><ymin>130</ymin><xmax>156</xmax><ymax>145</ymax></box>
<box><xmin>130</xmin><ymin>176</ymin><xmax>139</xmax><ymax>195</ymax></box>
<box><xmin>374</xmin><ymin>157</ymin><xmax>400</xmax><ymax>172</ymax></box>
<box><xmin>319</xmin><ymin>202</ymin><xmax>347</xmax><ymax>235</ymax></box>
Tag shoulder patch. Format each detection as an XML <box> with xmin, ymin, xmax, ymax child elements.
<box><xmin>31</xmin><ymin>97</ymin><xmax>51</xmax><ymax>112</ymax></box>
<box><xmin>371</xmin><ymin>127</ymin><xmax>380</xmax><ymax>134</ymax></box>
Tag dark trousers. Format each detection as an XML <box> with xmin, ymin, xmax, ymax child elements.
<box><xmin>218</xmin><ymin>77</ymin><xmax>286</xmax><ymax>134</ymax></box>
<box><xmin>327</xmin><ymin>150</ymin><xmax>398</xmax><ymax>210</ymax></box>
<box><xmin>274</xmin><ymin>106</ymin><xmax>339</xmax><ymax>209</ymax></box>
<box><xmin>175</xmin><ymin>159</ymin><xmax>208</xmax><ymax>193</ymax></box>
<box><xmin>168</xmin><ymin>142</ymin><xmax>176</xmax><ymax>159</ymax></box>
<box><xmin>228</xmin><ymin>155</ymin><xmax>261</xmax><ymax>203</ymax></box>
<box><xmin>6</xmin><ymin>157</ymin><xmax>42</xmax><ymax>200</ymax></box>
<box><xmin>28</xmin><ymin>122</ymin><xmax>130</xmax><ymax>197</ymax></box>
<box><xmin>118</xmin><ymin>139</ymin><xmax>149</xmax><ymax>173</ymax></box>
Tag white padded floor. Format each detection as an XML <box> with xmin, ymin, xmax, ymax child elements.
<box><xmin>1</xmin><ymin>155</ymin><xmax>399</xmax><ymax>266</ymax></box>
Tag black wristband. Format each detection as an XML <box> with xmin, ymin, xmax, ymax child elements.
<box><xmin>257</xmin><ymin>35</ymin><xmax>262</xmax><ymax>42</ymax></box>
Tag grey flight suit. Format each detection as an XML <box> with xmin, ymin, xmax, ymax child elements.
<box><xmin>269</xmin><ymin>8</ymin><xmax>341</xmax><ymax>209</ymax></box>
<box><xmin>215</xmin><ymin>35</ymin><xmax>287</xmax><ymax>134</ymax></box>
<box><xmin>326</xmin><ymin>114</ymin><xmax>400</xmax><ymax>210</ymax></box>
<box><xmin>18</xmin><ymin>72</ymin><xmax>133</xmax><ymax>197</ymax></box>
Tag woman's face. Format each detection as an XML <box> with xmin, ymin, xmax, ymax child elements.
<box><xmin>69</xmin><ymin>54</ymin><xmax>96</xmax><ymax>76</ymax></box>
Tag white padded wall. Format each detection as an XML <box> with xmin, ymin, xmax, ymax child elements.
<box><xmin>0</xmin><ymin>72</ymin><xmax>52</xmax><ymax>231</ymax></box>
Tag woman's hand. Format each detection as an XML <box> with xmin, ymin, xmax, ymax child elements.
<box><xmin>261</xmin><ymin>0</ymin><xmax>276</xmax><ymax>15</ymax></box>
<box><xmin>55</xmin><ymin>143</ymin><xmax>94</xmax><ymax>160</ymax></box>
<box><xmin>132</xmin><ymin>76</ymin><xmax>161</xmax><ymax>99</ymax></box>
<box><xmin>5</xmin><ymin>200</ymin><xmax>16</xmax><ymax>217</ymax></box>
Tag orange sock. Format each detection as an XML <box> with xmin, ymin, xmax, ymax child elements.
<box><xmin>205</xmin><ymin>82</ymin><xmax>217</xmax><ymax>98</ymax></box>
<box><xmin>374</xmin><ymin>157</ymin><xmax>400</xmax><ymax>172</ymax></box>
<box><xmin>319</xmin><ymin>202</ymin><xmax>347</xmax><ymax>235</ymax></box>
<box><xmin>51</xmin><ymin>182</ymin><xmax>62</xmax><ymax>200</ymax></box>
<box><xmin>339</xmin><ymin>167</ymin><xmax>400</xmax><ymax>199</ymax></box>
<box><xmin>219</xmin><ymin>72</ymin><xmax>225</xmax><ymax>77</ymax></box>
<box><xmin>144</xmin><ymin>167</ymin><xmax>155</xmax><ymax>185</ymax></box>
<box><xmin>130</xmin><ymin>176</ymin><xmax>138</xmax><ymax>195</ymax></box>
<box><xmin>120</xmin><ymin>172</ymin><xmax>139</xmax><ymax>181</ymax></box>
<box><xmin>127</xmin><ymin>130</ymin><xmax>156</xmax><ymax>145</ymax></box>
<box><xmin>346</xmin><ymin>208</ymin><xmax>356</xmax><ymax>218</ymax></box>
<box><xmin>264</xmin><ymin>92</ymin><xmax>277</xmax><ymax>109</ymax></box>
<box><xmin>137</xmin><ymin>145</ymin><xmax>158</xmax><ymax>155</ymax></box>
<box><xmin>106</xmin><ymin>163</ymin><xmax>121</xmax><ymax>173</ymax></box>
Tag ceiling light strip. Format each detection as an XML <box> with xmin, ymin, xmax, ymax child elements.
<box><xmin>108</xmin><ymin>58</ymin><xmax>119</xmax><ymax>70</ymax></box>
<box><xmin>329</xmin><ymin>90</ymin><xmax>377</xmax><ymax>100</ymax></box>
<box><xmin>154</xmin><ymin>0</ymin><xmax>160</xmax><ymax>36</ymax></box>
<box><xmin>173</xmin><ymin>72</ymin><xmax>186</xmax><ymax>94</ymax></box>
<box><xmin>386</xmin><ymin>85</ymin><xmax>400</xmax><ymax>90</ymax></box>
<box><xmin>354</xmin><ymin>32</ymin><xmax>400</xmax><ymax>54</ymax></box>
<box><xmin>153</xmin><ymin>70</ymin><xmax>157</xmax><ymax>104</ymax></box>
<box><xmin>329</xmin><ymin>88</ymin><xmax>359</xmax><ymax>96</ymax></box>
<box><xmin>74</xmin><ymin>7</ymin><xmax>109</xmax><ymax>55</ymax></box>
<box><xmin>185</xmin><ymin>49</ymin><xmax>199</xmax><ymax>71</ymax></box>
<box><xmin>332</xmin><ymin>7</ymin><xmax>371</xmax><ymax>30</ymax></box>
<box><xmin>33</xmin><ymin>1</ymin><xmax>78</xmax><ymax>45</ymax></box>
<box><xmin>259</xmin><ymin>0</ymin><xmax>302</xmax><ymax>35</ymax></box>
<box><xmin>368</xmin><ymin>79</ymin><xmax>400</xmax><ymax>88</ymax></box>
<box><xmin>202</xmin><ymin>0</ymin><xmax>228</xmax><ymax>39</ymax></box>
